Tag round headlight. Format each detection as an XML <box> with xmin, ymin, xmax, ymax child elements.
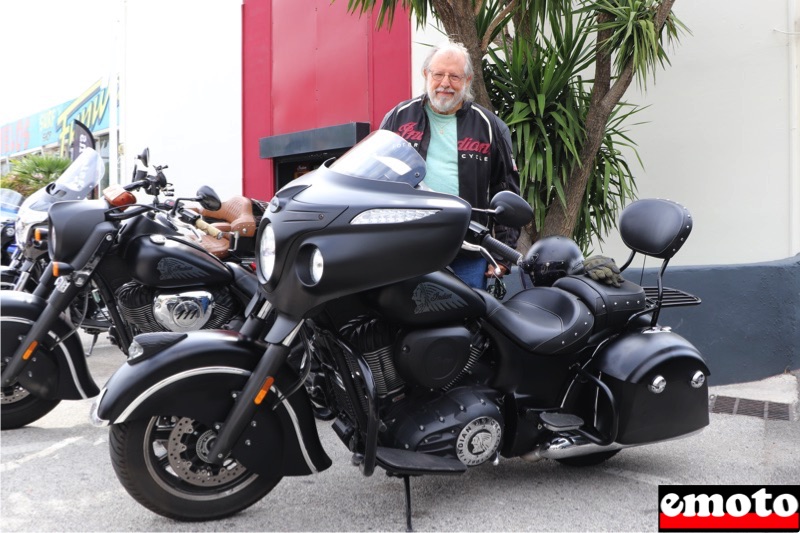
<box><xmin>258</xmin><ymin>223</ymin><xmax>276</xmax><ymax>282</ymax></box>
<box><xmin>310</xmin><ymin>247</ymin><xmax>324</xmax><ymax>284</ymax></box>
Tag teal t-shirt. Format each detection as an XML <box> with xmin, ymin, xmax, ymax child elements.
<box><xmin>423</xmin><ymin>106</ymin><xmax>459</xmax><ymax>196</ymax></box>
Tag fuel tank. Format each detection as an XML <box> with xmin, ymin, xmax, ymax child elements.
<box><xmin>125</xmin><ymin>234</ymin><xmax>232</xmax><ymax>289</ymax></box>
<box><xmin>363</xmin><ymin>270</ymin><xmax>485</xmax><ymax>327</ymax></box>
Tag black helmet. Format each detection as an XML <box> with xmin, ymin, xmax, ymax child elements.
<box><xmin>524</xmin><ymin>236</ymin><xmax>584</xmax><ymax>286</ymax></box>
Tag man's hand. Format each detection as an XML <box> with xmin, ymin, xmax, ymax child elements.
<box><xmin>486</xmin><ymin>263</ymin><xmax>509</xmax><ymax>278</ymax></box>
<box><xmin>583</xmin><ymin>255</ymin><xmax>624</xmax><ymax>288</ymax></box>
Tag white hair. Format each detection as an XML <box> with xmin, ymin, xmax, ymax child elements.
<box><xmin>422</xmin><ymin>41</ymin><xmax>474</xmax><ymax>102</ymax></box>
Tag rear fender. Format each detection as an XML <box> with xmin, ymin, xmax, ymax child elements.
<box><xmin>0</xmin><ymin>290</ymin><xmax>98</xmax><ymax>400</ymax></box>
<box><xmin>93</xmin><ymin>330</ymin><xmax>331</xmax><ymax>477</ymax></box>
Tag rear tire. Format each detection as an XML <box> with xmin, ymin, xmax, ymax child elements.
<box><xmin>109</xmin><ymin>416</ymin><xmax>282</xmax><ymax>521</ymax></box>
<box><xmin>556</xmin><ymin>449</ymin><xmax>620</xmax><ymax>467</ymax></box>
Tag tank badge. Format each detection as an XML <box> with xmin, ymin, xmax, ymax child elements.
<box><xmin>157</xmin><ymin>258</ymin><xmax>205</xmax><ymax>281</ymax></box>
<box><xmin>456</xmin><ymin>416</ymin><xmax>502</xmax><ymax>466</ymax></box>
<box><xmin>412</xmin><ymin>282</ymin><xmax>467</xmax><ymax>314</ymax></box>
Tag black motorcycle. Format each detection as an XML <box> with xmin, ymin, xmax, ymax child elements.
<box><xmin>0</xmin><ymin>147</ymin><xmax>261</xmax><ymax>429</ymax></box>
<box><xmin>0</xmin><ymin>188</ymin><xmax>23</xmax><ymax>268</ymax></box>
<box><xmin>91</xmin><ymin>131</ymin><xmax>709</xmax><ymax>528</ymax></box>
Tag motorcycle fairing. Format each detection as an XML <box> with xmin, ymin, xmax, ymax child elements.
<box><xmin>94</xmin><ymin>330</ymin><xmax>331</xmax><ymax>477</ymax></box>
<box><xmin>0</xmin><ymin>291</ymin><xmax>99</xmax><ymax>400</ymax></box>
<box><xmin>262</xmin><ymin>167</ymin><xmax>472</xmax><ymax>319</ymax></box>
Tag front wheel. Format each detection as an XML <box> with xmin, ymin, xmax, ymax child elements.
<box><xmin>109</xmin><ymin>415</ymin><xmax>282</xmax><ymax>521</ymax></box>
<box><xmin>1</xmin><ymin>387</ymin><xmax>60</xmax><ymax>429</ymax></box>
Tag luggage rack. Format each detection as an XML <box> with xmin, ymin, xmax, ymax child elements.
<box><xmin>643</xmin><ymin>287</ymin><xmax>701</xmax><ymax>308</ymax></box>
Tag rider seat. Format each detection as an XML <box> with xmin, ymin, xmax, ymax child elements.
<box><xmin>482</xmin><ymin>287</ymin><xmax>594</xmax><ymax>355</ymax></box>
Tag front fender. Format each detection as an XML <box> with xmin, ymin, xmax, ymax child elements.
<box><xmin>93</xmin><ymin>330</ymin><xmax>331</xmax><ymax>477</ymax></box>
<box><xmin>0</xmin><ymin>290</ymin><xmax>98</xmax><ymax>400</ymax></box>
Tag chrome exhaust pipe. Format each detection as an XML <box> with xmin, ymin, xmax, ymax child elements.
<box><xmin>522</xmin><ymin>435</ymin><xmax>625</xmax><ymax>462</ymax></box>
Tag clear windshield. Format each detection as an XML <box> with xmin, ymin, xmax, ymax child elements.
<box><xmin>0</xmin><ymin>189</ymin><xmax>24</xmax><ymax>220</ymax></box>
<box><xmin>22</xmin><ymin>148</ymin><xmax>106</xmax><ymax>213</ymax></box>
<box><xmin>329</xmin><ymin>130</ymin><xmax>426</xmax><ymax>187</ymax></box>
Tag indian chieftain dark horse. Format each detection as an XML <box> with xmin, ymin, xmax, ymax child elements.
<box><xmin>91</xmin><ymin>130</ymin><xmax>708</xmax><ymax>530</ymax></box>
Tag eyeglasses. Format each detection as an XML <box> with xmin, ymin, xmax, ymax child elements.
<box><xmin>429</xmin><ymin>72</ymin><xmax>465</xmax><ymax>83</ymax></box>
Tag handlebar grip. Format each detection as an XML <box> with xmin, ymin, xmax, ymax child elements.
<box><xmin>482</xmin><ymin>235</ymin><xmax>522</xmax><ymax>266</ymax></box>
<box><xmin>195</xmin><ymin>218</ymin><xmax>222</xmax><ymax>238</ymax></box>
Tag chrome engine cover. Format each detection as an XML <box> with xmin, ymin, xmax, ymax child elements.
<box><xmin>153</xmin><ymin>290</ymin><xmax>215</xmax><ymax>332</ymax></box>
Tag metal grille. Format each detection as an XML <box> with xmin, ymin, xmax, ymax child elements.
<box><xmin>643</xmin><ymin>287</ymin><xmax>701</xmax><ymax>308</ymax></box>
<box><xmin>709</xmin><ymin>395</ymin><xmax>794</xmax><ymax>421</ymax></box>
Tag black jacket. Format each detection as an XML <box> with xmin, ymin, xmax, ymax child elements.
<box><xmin>380</xmin><ymin>95</ymin><xmax>521</xmax><ymax>255</ymax></box>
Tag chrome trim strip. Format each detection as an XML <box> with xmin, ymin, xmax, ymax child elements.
<box><xmin>113</xmin><ymin>367</ymin><xmax>250</xmax><ymax>424</ymax></box>
<box><xmin>270</xmin><ymin>384</ymin><xmax>318</xmax><ymax>474</ymax></box>
<box><xmin>1</xmin><ymin>317</ymin><xmax>87</xmax><ymax>398</ymax></box>
<box><xmin>111</xmin><ymin>365</ymin><xmax>318</xmax><ymax>473</ymax></box>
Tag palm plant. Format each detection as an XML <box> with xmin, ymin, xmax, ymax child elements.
<box><xmin>485</xmin><ymin>3</ymin><xmax>641</xmax><ymax>250</ymax></box>
<box><xmin>0</xmin><ymin>154</ymin><xmax>71</xmax><ymax>197</ymax></box>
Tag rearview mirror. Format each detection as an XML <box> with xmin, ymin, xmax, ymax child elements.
<box><xmin>137</xmin><ymin>148</ymin><xmax>150</xmax><ymax>168</ymax></box>
<box><xmin>489</xmin><ymin>191</ymin><xmax>533</xmax><ymax>228</ymax></box>
<box><xmin>196</xmin><ymin>186</ymin><xmax>221</xmax><ymax>211</ymax></box>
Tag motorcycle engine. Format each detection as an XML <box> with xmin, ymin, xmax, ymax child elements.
<box><xmin>339</xmin><ymin>316</ymin><xmax>501</xmax><ymax>466</ymax></box>
<box><xmin>115</xmin><ymin>281</ymin><xmax>240</xmax><ymax>333</ymax></box>
<box><xmin>383</xmin><ymin>386</ymin><xmax>504</xmax><ymax>466</ymax></box>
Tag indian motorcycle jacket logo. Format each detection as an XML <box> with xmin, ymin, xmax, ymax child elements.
<box><xmin>397</xmin><ymin>122</ymin><xmax>490</xmax><ymax>161</ymax></box>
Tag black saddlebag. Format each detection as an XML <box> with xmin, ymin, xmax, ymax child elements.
<box><xmin>591</xmin><ymin>328</ymin><xmax>710</xmax><ymax>445</ymax></box>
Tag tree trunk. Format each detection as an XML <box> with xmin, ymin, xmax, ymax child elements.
<box><xmin>540</xmin><ymin>0</ymin><xmax>676</xmax><ymax>239</ymax></box>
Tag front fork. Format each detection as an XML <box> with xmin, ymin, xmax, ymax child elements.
<box><xmin>1</xmin><ymin>262</ymin><xmax>83</xmax><ymax>388</ymax></box>
<box><xmin>206</xmin><ymin>304</ymin><xmax>305</xmax><ymax>465</ymax></box>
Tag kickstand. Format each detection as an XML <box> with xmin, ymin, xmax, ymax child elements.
<box><xmin>87</xmin><ymin>333</ymin><xmax>99</xmax><ymax>357</ymax></box>
<box><xmin>403</xmin><ymin>475</ymin><xmax>413</xmax><ymax>532</ymax></box>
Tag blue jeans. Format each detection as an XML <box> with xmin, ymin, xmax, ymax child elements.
<box><xmin>449</xmin><ymin>256</ymin><xmax>487</xmax><ymax>290</ymax></box>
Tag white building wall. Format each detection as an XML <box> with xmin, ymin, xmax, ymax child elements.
<box><xmin>412</xmin><ymin>1</ymin><xmax>800</xmax><ymax>267</ymax></box>
<box><xmin>120</xmin><ymin>0</ymin><xmax>243</xmax><ymax>200</ymax></box>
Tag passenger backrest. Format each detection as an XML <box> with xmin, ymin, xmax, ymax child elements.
<box><xmin>619</xmin><ymin>199</ymin><xmax>693</xmax><ymax>260</ymax></box>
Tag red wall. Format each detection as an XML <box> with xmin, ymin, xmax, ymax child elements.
<box><xmin>241</xmin><ymin>0</ymin><xmax>411</xmax><ymax>200</ymax></box>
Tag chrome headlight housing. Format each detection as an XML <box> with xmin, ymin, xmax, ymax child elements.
<box><xmin>14</xmin><ymin>203</ymin><xmax>48</xmax><ymax>248</ymax></box>
<box><xmin>257</xmin><ymin>222</ymin><xmax>276</xmax><ymax>282</ymax></box>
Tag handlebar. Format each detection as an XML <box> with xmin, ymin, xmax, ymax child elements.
<box><xmin>481</xmin><ymin>234</ymin><xmax>523</xmax><ymax>266</ymax></box>
<box><xmin>194</xmin><ymin>218</ymin><xmax>222</xmax><ymax>238</ymax></box>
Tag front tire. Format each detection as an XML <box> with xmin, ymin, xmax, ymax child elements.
<box><xmin>109</xmin><ymin>415</ymin><xmax>282</xmax><ymax>521</ymax></box>
<box><xmin>1</xmin><ymin>388</ymin><xmax>60</xmax><ymax>429</ymax></box>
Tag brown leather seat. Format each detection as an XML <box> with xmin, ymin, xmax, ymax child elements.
<box><xmin>199</xmin><ymin>196</ymin><xmax>257</xmax><ymax>237</ymax></box>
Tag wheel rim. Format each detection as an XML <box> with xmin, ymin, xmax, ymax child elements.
<box><xmin>0</xmin><ymin>346</ymin><xmax>31</xmax><ymax>405</ymax></box>
<box><xmin>1</xmin><ymin>382</ymin><xmax>31</xmax><ymax>404</ymax></box>
<box><xmin>143</xmin><ymin>415</ymin><xmax>260</xmax><ymax>500</ymax></box>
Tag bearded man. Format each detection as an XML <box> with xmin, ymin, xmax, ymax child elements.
<box><xmin>380</xmin><ymin>40</ymin><xmax>521</xmax><ymax>289</ymax></box>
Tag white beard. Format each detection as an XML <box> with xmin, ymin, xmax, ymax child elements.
<box><xmin>427</xmin><ymin>86</ymin><xmax>465</xmax><ymax>114</ymax></box>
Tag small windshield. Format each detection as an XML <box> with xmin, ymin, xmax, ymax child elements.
<box><xmin>329</xmin><ymin>130</ymin><xmax>426</xmax><ymax>187</ymax></box>
<box><xmin>22</xmin><ymin>148</ymin><xmax>106</xmax><ymax>213</ymax></box>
